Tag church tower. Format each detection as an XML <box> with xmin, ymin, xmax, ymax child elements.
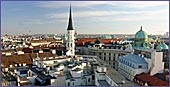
<box><xmin>66</xmin><ymin>4</ymin><xmax>75</xmax><ymax>56</ymax></box>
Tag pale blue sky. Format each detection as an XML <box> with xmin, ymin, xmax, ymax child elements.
<box><xmin>1</xmin><ymin>1</ymin><xmax>169</xmax><ymax>35</ymax></box>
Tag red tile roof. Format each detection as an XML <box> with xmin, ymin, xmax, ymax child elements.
<box><xmin>76</xmin><ymin>38</ymin><xmax>123</xmax><ymax>46</ymax></box>
<box><xmin>2</xmin><ymin>53</ymin><xmax>35</xmax><ymax>67</ymax></box>
<box><xmin>38</xmin><ymin>52</ymin><xmax>58</xmax><ymax>59</ymax></box>
<box><xmin>30</xmin><ymin>38</ymin><xmax>61</xmax><ymax>43</ymax></box>
<box><xmin>134</xmin><ymin>72</ymin><xmax>169</xmax><ymax>86</ymax></box>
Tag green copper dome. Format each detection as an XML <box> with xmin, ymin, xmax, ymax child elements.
<box><xmin>135</xmin><ymin>26</ymin><xmax>148</xmax><ymax>39</ymax></box>
<box><xmin>103</xmin><ymin>35</ymin><xmax>112</xmax><ymax>39</ymax></box>
<box><xmin>157</xmin><ymin>42</ymin><xmax>168</xmax><ymax>49</ymax></box>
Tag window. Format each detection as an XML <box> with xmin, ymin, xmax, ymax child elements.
<box><xmin>104</xmin><ymin>57</ymin><xmax>106</xmax><ymax>60</ymax></box>
<box><xmin>130</xmin><ymin>63</ymin><xmax>132</xmax><ymax>67</ymax></box>
<box><xmin>72</xmin><ymin>82</ymin><xmax>74</xmax><ymax>86</ymax></box>
<box><xmin>67</xmin><ymin>43</ymin><xmax>69</xmax><ymax>47</ymax></box>
<box><xmin>70</xmin><ymin>43</ymin><xmax>72</xmax><ymax>48</ymax></box>
<box><xmin>92</xmin><ymin>75</ymin><xmax>95</xmax><ymax>80</ymax></box>
<box><xmin>113</xmin><ymin>57</ymin><xmax>115</xmax><ymax>61</ymax></box>
<box><xmin>88</xmin><ymin>78</ymin><xmax>90</xmax><ymax>82</ymax></box>
<box><xmin>138</xmin><ymin>65</ymin><xmax>142</xmax><ymax>68</ymax></box>
<box><xmin>50</xmin><ymin>66</ymin><xmax>53</xmax><ymax>70</ymax></box>
<box><xmin>99</xmin><ymin>52</ymin><xmax>101</xmax><ymax>55</ymax></box>
<box><xmin>54</xmin><ymin>61</ymin><xmax>57</xmax><ymax>63</ymax></box>
<box><xmin>109</xmin><ymin>53</ymin><xmax>111</xmax><ymax>55</ymax></box>
<box><xmin>104</xmin><ymin>53</ymin><xmax>106</xmax><ymax>55</ymax></box>
<box><xmin>102</xmin><ymin>67</ymin><xmax>105</xmax><ymax>72</ymax></box>
<box><xmin>109</xmin><ymin>57</ymin><xmax>111</xmax><ymax>61</ymax></box>
<box><xmin>68</xmin><ymin>82</ymin><xmax>70</xmax><ymax>86</ymax></box>
<box><xmin>118</xmin><ymin>54</ymin><xmax>121</xmax><ymax>56</ymax></box>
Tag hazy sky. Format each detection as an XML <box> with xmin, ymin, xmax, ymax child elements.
<box><xmin>1</xmin><ymin>1</ymin><xmax>169</xmax><ymax>35</ymax></box>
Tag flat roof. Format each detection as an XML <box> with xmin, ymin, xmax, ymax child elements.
<box><xmin>95</xmin><ymin>57</ymin><xmax>137</xmax><ymax>86</ymax></box>
<box><xmin>98</xmin><ymin>80</ymin><xmax>110</xmax><ymax>86</ymax></box>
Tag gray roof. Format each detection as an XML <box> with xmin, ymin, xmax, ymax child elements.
<box><xmin>120</xmin><ymin>54</ymin><xmax>147</xmax><ymax>64</ymax></box>
<box><xmin>98</xmin><ymin>80</ymin><xmax>110</xmax><ymax>86</ymax></box>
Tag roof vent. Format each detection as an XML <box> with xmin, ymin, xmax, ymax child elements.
<box><xmin>29</xmin><ymin>46</ymin><xmax>33</xmax><ymax>49</ymax></box>
<box><xmin>2</xmin><ymin>52</ymin><xmax>5</xmax><ymax>55</ymax></box>
<box><xmin>19</xmin><ymin>64</ymin><xmax>22</xmax><ymax>66</ymax></box>
<box><xmin>23</xmin><ymin>63</ymin><xmax>26</xmax><ymax>66</ymax></box>
<box><xmin>10</xmin><ymin>65</ymin><xmax>13</xmax><ymax>68</ymax></box>
<box><xmin>17</xmin><ymin>51</ymin><xmax>24</xmax><ymax>55</ymax></box>
<box><xmin>39</xmin><ymin>50</ymin><xmax>43</xmax><ymax>53</ymax></box>
<box><xmin>49</xmin><ymin>57</ymin><xmax>53</xmax><ymax>59</ymax></box>
<box><xmin>43</xmin><ymin>57</ymin><xmax>46</xmax><ymax>60</ymax></box>
<box><xmin>5</xmin><ymin>53</ymin><xmax>12</xmax><ymax>56</ymax></box>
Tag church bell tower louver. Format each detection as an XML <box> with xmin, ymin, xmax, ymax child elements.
<box><xmin>66</xmin><ymin>4</ymin><xmax>75</xmax><ymax>56</ymax></box>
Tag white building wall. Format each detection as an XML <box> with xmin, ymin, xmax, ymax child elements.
<box><xmin>67</xmin><ymin>30</ymin><xmax>75</xmax><ymax>56</ymax></box>
<box><xmin>31</xmin><ymin>42</ymin><xmax>50</xmax><ymax>46</ymax></box>
<box><xmin>144</xmin><ymin>57</ymin><xmax>152</xmax><ymax>71</ymax></box>
<box><xmin>150</xmin><ymin>51</ymin><xmax>164</xmax><ymax>75</ymax></box>
<box><xmin>42</xmin><ymin>60</ymin><xmax>54</xmax><ymax>65</ymax></box>
<box><xmin>27</xmin><ymin>76</ymin><xmax>37</xmax><ymax>84</ymax></box>
<box><xmin>74</xmin><ymin>78</ymin><xmax>86</xmax><ymax>86</ymax></box>
<box><xmin>105</xmin><ymin>75</ymin><xmax>118</xmax><ymax>86</ymax></box>
<box><xmin>86</xmin><ymin>75</ymin><xmax>93</xmax><ymax>85</ymax></box>
<box><xmin>118</xmin><ymin>62</ymin><xmax>147</xmax><ymax>81</ymax></box>
<box><xmin>51</xmin><ymin>76</ymin><xmax>66</xmax><ymax>86</ymax></box>
<box><xmin>66</xmin><ymin>78</ymin><xmax>86</xmax><ymax>86</ymax></box>
<box><xmin>70</xmin><ymin>70</ymin><xmax>83</xmax><ymax>78</ymax></box>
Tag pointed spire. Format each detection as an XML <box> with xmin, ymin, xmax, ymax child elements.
<box><xmin>67</xmin><ymin>4</ymin><xmax>74</xmax><ymax>30</ymax></box>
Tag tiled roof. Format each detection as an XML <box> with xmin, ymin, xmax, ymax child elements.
<box><xmin>2</xmin><ymin>48</ymin><xmax>22</xmax><ymax>52</ymax></box>
<box><xmin>134</xmin><ymin>72</ymin><xmax>169</xmax><ymax>86</ymax></box>
<box><xmin>38</xmin><ymin>52</ymin><xmax>58</xmax><ymax>59</ymax></box>
<box><xmin>30</xmin><ymin>38</ymin><xmax>61</xmax><ymax>43</ymax></box>
<box><xmin>2</xmin><ymin>53</ymin><xmax>35</xmax><ymax>67</ymax></box>
<box><xmin>76</xmin><ymin>38</ymin><xmax>123</xmax><ymax>46</ymax></box>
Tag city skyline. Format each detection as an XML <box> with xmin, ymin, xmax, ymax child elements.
<box><xmin>1</xmin><ymin>1</ymin><xmax>169</xmax><ymax>35</ymax></box>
